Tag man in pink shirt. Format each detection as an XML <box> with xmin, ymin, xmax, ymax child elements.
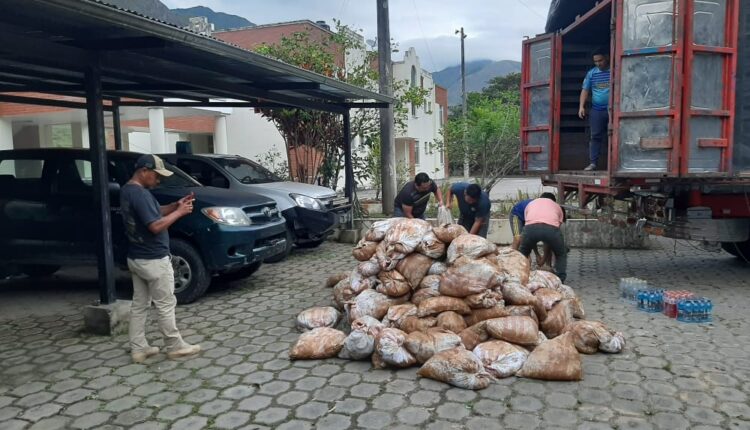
<box><xmin>519</xmin><ymin>193</ymin><xmax>568</xmax><ymax>282</ymax></box>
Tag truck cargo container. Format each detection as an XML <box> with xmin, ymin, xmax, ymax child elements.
<box><xmin>521</xmin><ymin>0</ymin><xmax>750</xmax><ymax>258</ymax></box>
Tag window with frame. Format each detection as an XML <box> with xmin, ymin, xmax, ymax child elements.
<box><xmin>414</xmin><ymin>140</ymin><xmax>420</xmax><ymax>164</ymax></box>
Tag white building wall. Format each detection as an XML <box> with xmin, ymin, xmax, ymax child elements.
<box><xmin>224</xmin><ymin>108</ymin><xmax>286</xmax><ymax>161</ymax></box>
<box><xmin>393</xmin><ymin>47</ymin><xmax>445</xmax><ymax>181</ymax></box>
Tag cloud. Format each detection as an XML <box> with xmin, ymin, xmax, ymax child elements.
<box><xmin>161</xmin><ymin>0</ymin><xmax>550</xmax><ymax>71</ymax></box>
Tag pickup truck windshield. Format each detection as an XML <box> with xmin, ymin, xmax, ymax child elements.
<box><xmin>215</xmin><ymin>157</ymin><xmax>281</xmax><ymax>184</ymax></box>
<box><xmin>110</xmin><ymin>156</ymin><xmax>201</xmax><ymax>188</ymax></box>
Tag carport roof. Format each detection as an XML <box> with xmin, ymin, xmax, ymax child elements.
<box><xmin>0</xmin><ymin>0</ymin><xmax>393</xmax><ymax>113</ymax></box>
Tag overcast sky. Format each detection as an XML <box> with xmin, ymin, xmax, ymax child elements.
<box><xmin>161</xmin><ymin>0</ymin><xmax>550</xmax><ymax>72</ymax></box>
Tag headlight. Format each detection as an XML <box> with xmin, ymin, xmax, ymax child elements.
<box><xmin>291</xmin><ymin>193</ymin><xmax>323</xmax><ymax>210</ymax></box>
<box><xmin>201</xmin><ymin>207</ymin><xmax>251</xmax><ymax>226</ymax></box>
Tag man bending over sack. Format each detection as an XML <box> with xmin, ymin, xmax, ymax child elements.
<box><xmin>446</xmin><ymin>183</ymin><xmax>491</xmax><ymax>238</ymax></box>
<box><xmin>393</xmin><ymin>172</ymin><xmax>443</xmax><ymax>219</ymax></box>
<box><xmin>518</xmin><ymin>193</ymin><xmax>567</xmax><ymax>282</ymax></box>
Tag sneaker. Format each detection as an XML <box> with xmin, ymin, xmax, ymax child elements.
<box><xmin>131</xmin><ymin>346</ymin><xmax>160</xmax><ymax>363</ymax></box>
<box><xmin>166</xmin><ymin>344</ymin><xmax>201</xmax><ymax>359</ymax></box>
<box><xmin>583</xmin><ymin>163</ymin><xmax>597</xmax><ymax>171</ymax></box>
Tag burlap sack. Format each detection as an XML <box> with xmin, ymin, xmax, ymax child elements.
<box><xmin>501</xmin><ymin>279</ymin><xmax>547</xmax><ymax>321</ymax></box>
<box><xmin>485</xmin><ymin>316</ymin><xmax>540</xmax><ymax>345</ymax></box>
<box><xmin>399</xmin><ymin>316</ymin><xmax>438</xmax><ymax>333</ymax></box>
<box><xmin>350</xmin><ymin>270</ymin><xmax>378</xmax><ymax>294</ymax></box>
<box><xmin>410</xmin><ymin>288</ymin><xmax>441</xmax><ymax>306</ymax></box>
<box><xmin>433</xmin><ymin>223</ymin><xmax>468</xmax><ymax>244</ymax></box>
<box><xmin>365</xmin><ymin>219</ymin><xmax>398</xmax><ymax>242</ymax></box>
<box><xmin>295</xmin><ymin>306</ymin><xmax>341</xmax><ymax>332</ymax></box>
<box><xmin>395</xmin><ymin>253</ymin><xmax>434</xmax><ymax>289</ymax></box>
<box><xmin>464</xmin><ymin>290</ymin><xmax>504</xmax><ymax>309</ymax></box>
<box><xmin>533</xmin><ymin>287</ymin><xmax>563</xmax><ymax>310</ymax></box>
<box><xmin>346</xmin><ymin>289</ymin><xmax>409</xmax><ymax>323</ymax></box>
<box><xmin>473</xmin><ymin>340</ymin><xmax>529</xmax><ymax>378</ymax></box>
<box><xmin>352</xmin><ymin>239</ymin><xmax>379</xmax><ymax>262</ymax></box>
<box><xmin>458</xmin><ymin>321</ymin><xmax>489</xmax><ymax>350</ymax></box>
<box><xmin>563</xmin><ymin>320</ymin><xmax>626</xmax><ymax>354</ymax></box>
<box><xmin>436</xmin><ymin>311</ymin><xmax>467</xmax><ymax>333</ymax></box>
<box><xmin>383</xmin><ymin>218</ymin><xmax>433</xmax><ymax>255</ymax></box>
<box><xmin>374</xmin><ymin>328</ymin><xmax>417</xmax><ymax>368</ymax></box>
<box><xmin>447</xmin><ymin>234</ymin><xmax>497</xmax><ymax>264</ymax></box>
<box><xmin>417</xmin><ymin>296</ymin><xmax>472</xmax><ymax>317</ymax></box>
<box><xmin>517</xmin><ymin>332</ymin><xmax>582</xmax><ymax>381</ymax></box>
<box><xmin>325</xmin><ymin>273</ymin><xmax>349</xmax><ymax>288</ymax></box>
<box><xmin>427</xmin><ymin>261</ymin><xmax>448</xmax><ymax>276</ymax></box>
<box><xmin>376</xmin><ymin>270</ymin><xmax>411</xmax><ymax>297</ymax></box>
<box><xmin>357</xmin><ymin>259</ymin><xmax>381</xmax><ymax>277</ymax></box>
<box><xmin>492</xmin><ymin>247</ymin><xmax>530</xmax><ymax>285</ymax></box>
<box><xmin>463</xmin><ymin>305</ymin><xmax>509</xmax><ymax>327</ymax></box>
<box><xmin>439</xmin><ymin>262</ymin><xmax>503</xmax><ymax>298</ymax></box>
<box><xmin>333</xmin><ymin>278</ymin><xmax>356</xmax><ymax>311</ymax></box>
<box><xmin>418</xmin><ymin>275</ymin><xmax>441</xmax><ymax>292</ymax></box>
<box><xmin>404</xmin><ymin>328</ymin><xmax>463</xmax><ymax>363</ymax></box>
<box><xmin>527</xmin><ymin>269</ymin><xmax>562</xmax><ymax>292</ymax></box>
<box><xmin>339</xmin><ymin>316</ymin><xmax>384</xmax><ymax>360</ymax></box>
<box><xmin>289</xmin><ymin>327</ymin><xmax>346</xmax><ymax>360</ymax></box>
<box><xmin>382</xmin><ymin>304</ymin><xmax>418</xmax><ymax>328</ymax></box>
<box><xmin>417</xmin><ymin>347</ymin><xmax>493</xmax><ymax>390</ymax></box>
<box><xmin>416</xmin><ymin>231</ymin><xmax>447</xmax><ymax>259</ymax></box>
<box><xmin>541</xmin><ymin>299</ymin><xmax>576</xmax><ymax>339</ymax></box>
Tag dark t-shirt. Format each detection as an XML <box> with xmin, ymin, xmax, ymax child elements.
<box><xmin>120</xmin><ymin>183</ymin><xmax>170</xmax><ymax>260</ymax></box>
<box><xmin>451</xmin><ymin>183</ymin><xmax>491</xmax><ymax>224</ymax></box>
<box><xmin>394</xmin><ymin>181</ymin><xmax>437</xmax><ymax>218</ymax></box>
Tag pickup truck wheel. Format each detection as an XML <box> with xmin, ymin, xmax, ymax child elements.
<box><xmin>721</xmin><ymin>239</ymin><xmax>750</xmax><ymax>262</ymax></box>
<box><xmin>170</xmin><ymin>239</ymin><xmax>211</xmax><ymax>304</ymax></box>
<box><xmin>21</xmin><ymin>264</ymin><xmax>60</xmax><ymax>278</ymax></box>
<box><xmin>217</xmin><ymin>261</ymin><xmax>262</xmax><ymax>282</ymax></box>
<box><xmin>264</xmin><ymin>229</ymin><xmax>294</xmax><ymax>263</ymax></box>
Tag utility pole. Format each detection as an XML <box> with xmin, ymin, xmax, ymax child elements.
<box><xmin>456</xmin><ymin>27</ymin><xmax>469</xmax><ymax>179</ymax></box>
<box><xmin>377</xmin><ymin>0</ymin><xmax>396</xmax><ymax>214</ymax></box>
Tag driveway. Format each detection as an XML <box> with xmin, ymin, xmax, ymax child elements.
<box><xmin>0</xmin><ymin>239</ymin><xmax>748</xmax><ymax>429</ymax></box>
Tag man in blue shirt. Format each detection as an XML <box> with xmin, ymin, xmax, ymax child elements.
<box><xmin>509</xmin><ymin>197</ymin><xmax>544</xmax><ymax>263</ymax></box>
<box><xmin>446</xmin><ymin>183</ymin><xmax>491</xmax><ymax>237</ymax></box>
<box><xmin>579</xmin><ymin>48</ymin><xmax>610</xmax><ymax>171</ymax></box>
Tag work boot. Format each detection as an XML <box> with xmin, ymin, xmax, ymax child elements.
<box><xmin>131</xmin><ymin>346</ymin><xmax>160</xmax><ymax>363</ymax></box>
<box><xmin>167</xmin><ymin>343</ymin><xmax>201</xmax><ymax>359</ymax></box>
<box><xmin>583</xmin><ymin>163</ymin><xmax>597</xmax><ymax>171</ymax></box>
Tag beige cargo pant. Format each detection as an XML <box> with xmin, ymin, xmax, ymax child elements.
<box><xmin>127</xmin><ymin>256</ymin><xmax>187</xmax><ymax>353</ymax></box>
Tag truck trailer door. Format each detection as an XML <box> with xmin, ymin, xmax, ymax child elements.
<box><xmin>680</xmin><ymin>0</ymin><xmax>740</xmax><ymax>175</ymax></box>
<box><xmin>612</xmin><ymin>0</ymin><xmax>684</xmax><ymax>176</ymax></box>
<box><xmin>521</xmin><ymin>34</ymin><xmax>558</xmax><ymax>172</ymax></box>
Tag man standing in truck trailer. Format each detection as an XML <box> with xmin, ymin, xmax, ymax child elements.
<box><xmin>579</xmin><ymin>48</ymin><xmax>611</xmax><ymax>171</ymax></box>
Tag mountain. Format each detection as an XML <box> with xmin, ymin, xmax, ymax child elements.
<box><xmin>102</xmin><ymin>0</ymin><xmax>188</xmax><ymax>26</ymax></box>
<box><xmin>101</xmin><ymin>1</ymin><xmax>254</xmax><ymax>31</ymax></box>
<box><xmin>171</xmin><ymin>6</ymin><xmax>255</xmax><ymax>30</ymax></box>
<box><xmin>433</xmin><ymin>60</ymin><xmax>522</xmax><ymax>105</ymax></box>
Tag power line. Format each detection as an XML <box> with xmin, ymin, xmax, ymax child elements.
<box><xmin>515</xmin><ymin>0</ymin><xmax>545</xmax><ymax>19</ymax></box>
<box><xmin>411</xmin><ymin>0</ymin><xmax>438</xmax><ymax>72</ymax></box>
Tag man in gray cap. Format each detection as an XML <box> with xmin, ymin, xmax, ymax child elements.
<box><xmin>121</xmin><ymin>154</ymin><xmax>201</xmax><ymax>363</ymax></box>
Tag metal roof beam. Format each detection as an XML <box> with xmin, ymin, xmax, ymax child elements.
<box><xmin>0</xmin><ymin>94</ymin><xmax>114</xmax><ymax>111</ymax></box>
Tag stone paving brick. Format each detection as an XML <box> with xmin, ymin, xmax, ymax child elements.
<box><xmin>0</xmin><ymin>240</ymin><xmax>748</xmax><ymax>429</ymax></box>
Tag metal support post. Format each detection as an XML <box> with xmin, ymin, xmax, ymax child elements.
<box><xmin>85</xmin><ymin>58</ymin><xmax>117</xmax><ymax>305</ymax></box>
<box><xmin>112</xmin><ymin>98</ymin><xmax>123</xmax><ymax>151</ymax></box>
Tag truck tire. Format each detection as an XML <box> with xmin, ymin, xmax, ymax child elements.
<box><xmin>721</xmin><ymin>239</ymin><xmax>750</xmax><ymax>262</ymax></box>
<box><xmin>264</xmin><ymin>229</ymin><xmax>294</xmax><ymax>263</ymax></box>
<box><xmin>170</xmin><ymin>239</ymin><xmax>211</xmax><ymax>304</ymax></box>
<box><xmin>217</xmin><ymin>261</ymin><xmax>262</xmax><ymax>282</ymax></box>
<box><xmin>21</xmin><ymin>264</ymin><xmax>60</xmax><ymax>278</ymax></box>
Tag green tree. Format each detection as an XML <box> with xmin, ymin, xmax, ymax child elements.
<box><xmin>481</xmin><ymin>72</ymin><xmax>521</xmax><ymax>101</ymax></box>
<box><xmin>254</xmin><ymin>22</ymin><xmax>428</xmax><ymax>191</ymax></box>
<box><xmin>440</xmin><ymin>94</ymin><xmax>520</xmax><ymax>191</ymax></box>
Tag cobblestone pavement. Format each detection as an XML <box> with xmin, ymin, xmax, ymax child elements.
<box><xmin>1</xmin><ymin>239</ymin><xmax>749</xmax><ymax>430</ymax></box>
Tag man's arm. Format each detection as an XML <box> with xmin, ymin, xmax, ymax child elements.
<box><xmin>445</xmin><ymin>187</ymin><xmax>453</xmax><ymax>209</ymax></box>
<box><xmin>579</xmin><ymin>89</ymin><xmax>589</xmax><ymax>119</ymax></box>
<box><xmin>160</xmin><ymin>193</ymin><xmax>194</xmax><ymax>216</ymax></box>
<box><xmin>401</xmin><ymin>204</ymin><xmax>415</xmax><ymax>219</ymax></box>
<box><xmin>434</xmin><ymin>184</ymin><xmax>444</xmax><ymax>206</ymax></box>
<box><xmin>469</xmin><ymin>217</ymin><xmax>485</xmax><ymax>235</ymax></box>
<box><xmin>148</xmin><ymin>200</ymin><xmax>193</xmax><ymax>235</ymax></box>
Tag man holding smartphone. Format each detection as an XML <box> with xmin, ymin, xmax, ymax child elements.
<box><xmin>121</xmin><ymin>154</ymin><xmax>201</xmax><ymax>363</ymax></box>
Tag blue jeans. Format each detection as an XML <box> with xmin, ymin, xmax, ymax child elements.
<box><xmin>589</xmin><ymin>108</ymin><xmax>609</xmax><ymax>165</ymax></box>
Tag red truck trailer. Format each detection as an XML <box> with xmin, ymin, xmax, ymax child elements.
<box><xmin>520</xmin><ymin>0</ymin><xmax>750</xmax><ymax>258</ymax></box>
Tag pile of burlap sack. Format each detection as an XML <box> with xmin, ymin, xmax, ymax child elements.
<box><xmin>289</xmin><ymin>218</ymin><xmax>625</xmax><ymax>390</ymax></box>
